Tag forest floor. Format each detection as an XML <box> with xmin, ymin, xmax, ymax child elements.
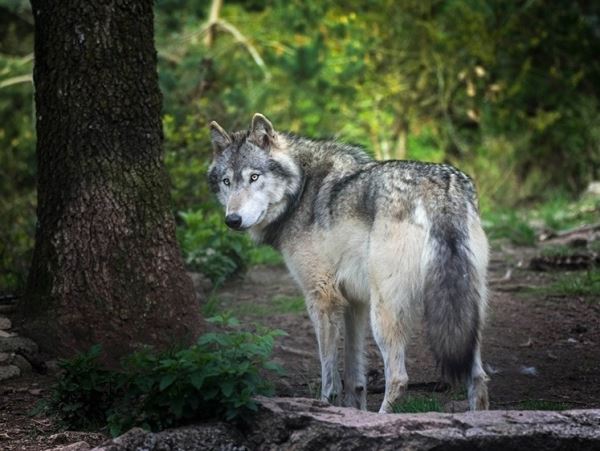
<box><xmin>1</xmin><ymin>239</ymin><xmax>599</xmax><ymax>450</ymax></box>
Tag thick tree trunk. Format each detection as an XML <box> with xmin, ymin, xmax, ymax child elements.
<box><xmin>21</xmin><ymin>0</ymin><xmax>202</xmax><ymax>362</ymax></box>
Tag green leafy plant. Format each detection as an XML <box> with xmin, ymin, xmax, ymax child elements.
<box><xmin>46</xmin><ymin>316</ymin><xmax>285</xmax><ymax>436</ymax></box>
<box><xmin>46</xmin><ymin>345</ymin><xmax>118</xmax><ymax>430</ymax></box>
<box><xmin>482</xmin><ymin>210</ymin><xmax>537</xmax><ymax>246</ymax></box>
<box><xmin>178</xmin><ymin>209</ymin><xmax>254</xmax><ymax>285</ymax></box>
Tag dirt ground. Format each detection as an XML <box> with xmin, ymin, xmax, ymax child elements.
<box><xmin>1</xmin><ymin>243</ymin><xmax>599</xmax><ymax>450</ymax></box>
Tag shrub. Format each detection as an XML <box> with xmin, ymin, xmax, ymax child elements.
<box><xmin>46</xmin><ymin>315</ymin><xmax>285</xmax><ymax>436</ymax></box>
<box><xmin>46</xmin><ymin>344</ymin><xmax>118</xmax><ymax>430</ymax></box>
<box><xmin>177</xmin><ymin>208</ymin><xmax>283</xmax><ymax>285</ymax></box>
<box><xmin>177</xmin><ymin>209</ymin><xmax>253</xmax><ymax>285</ymax></box>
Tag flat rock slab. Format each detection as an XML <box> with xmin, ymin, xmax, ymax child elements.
<box><xmin>0</xmin><ymin>316</ymin><xmax>11</xmax><ymax>330</ymax></box>
<box><xmin>84</xmin><ymin>397</ymin><xmax>600</xmax><ymax>451</ymax></box>
<box><xmin>0</xmin><ymin>364</ymin><xmax>20</xmax><ymax>381</ymax></box>
<box><xmin>0</xmin><ymin>336</ymin><xmax>39</xmax><ymax>356</ymax></box>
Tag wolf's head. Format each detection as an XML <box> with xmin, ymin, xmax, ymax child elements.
<box><xmin>208</xmin><ymin>114</ymin><xmax>303</xmax><ymax>233</ymax></box>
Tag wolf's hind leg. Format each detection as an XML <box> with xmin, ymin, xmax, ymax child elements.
<box><xmin>467</xmin><ymin>345</ymin><xmax>489</xmax><ymax>410</ymax></box>
<box><xmin>370</xmin><ymin>297</ymin><xmax>410</xmax><ymax>414</ymax></box>
<box><xmin>343</xmin><ymin>302</ymin><xmax>369</xmax><ymax>410</ymax></box>
<box><xmin>307</xmin><ymin>301</ymin><xmax>343</xmax><ymax>405</ymax></box>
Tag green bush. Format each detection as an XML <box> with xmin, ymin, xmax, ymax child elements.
<box><xmin>46</xmin><ymin>315</ymin><xmax>285</xmax><ymax>436</ymax></box>
<box><xmin>177</xmin><ymin>209</ymin><xmax>253</xmax><ymax>285</ymax></box>
<box><xmin>46</xmin><ymin>344</ymin><xmax>118</xmax><ymax>430</ymax></box>
<box><xmin>481</xmin><ymin>210</ymin><xmax>537</xmax><ymax>246</ymax></box>
<box><xmin>177</xmin><ymin>208</ymin><xmax>283</xmax><ymax>285</ymax></box>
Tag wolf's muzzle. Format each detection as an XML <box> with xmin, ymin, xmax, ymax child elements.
<box><xmin>225</xmin><ymin>213</ymin><xmax>243</xmax><ymax>230</ymax></box>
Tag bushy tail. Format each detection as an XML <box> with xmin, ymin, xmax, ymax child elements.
<box><xmin>423</xmin><ymin>221</ymin><xmax>482</xmax><ymax>383</ymax></box>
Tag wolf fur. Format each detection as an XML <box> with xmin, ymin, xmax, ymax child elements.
<box><xmin>208</xmin><ymin>114</ymin><xmax>490</xmax><ymax>412</ymax></box>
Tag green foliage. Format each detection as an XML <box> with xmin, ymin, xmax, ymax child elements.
<box><xmin>392</xmin><ymin>394</ymin><xmax>443</xmax><ymax>413</ymax></box>
<box><xmin>46</xmin><ymin>345</ymin><xmax>118</xmax><ymax>430</ymax></box>
<box><xmin>545</xmin><ymin>269</ymin><xmax>600</xmax><ymax>298</ymax></box>
<box><xmin>2</xmin><ymin>1</ymin><xmax>600</xmax><ymax>290</ymax></box>
<box><xmin>481</xmin><ymin>210</ymin><xmax>537</xmax><ymax>246</ymax></box>
<box><xmin>178</xmin><ymin>209</ymin><xmax>252</xmax><ymax>285</ymax></box>
<box><xmin>532</xmin><ymin>195</ymin><xmax>600</xmax><ymax>233</ymax></box>
<box><xmin>518</xmin><ymin>400</ymin><xmax>568</xmax><ymax>411</ymax></box>
<box><xmin>46</xmin><ymin>316</ymin><xmax>285</xmax><ymax>436</ymax></box>
<box><xmin>177</xmin><ymin>208</ymin><xmax>282</xmax><ymax>285</ymax></box>
<box><xmin>247</xmin><ymin>246</ymin><xmax>284</xmax><ymax>266</ymax></box>
<box><xmin>0</xmin><ymin>51</ymin><xmax>35</xmax><ymax>292</ymax></box>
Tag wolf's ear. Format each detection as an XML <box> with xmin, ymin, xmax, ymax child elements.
<box><xmin>209</xmin><ymin>121</ymin><xmax>231</xmax><ymax>154</ymax></box>
<box><xmin>250</xmin><ymin>113</ymin><xmax>275</xmax><ymax>150</ymax></box>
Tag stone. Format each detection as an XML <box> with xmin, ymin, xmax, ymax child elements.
<box><xmin>0</xmin><ymin>316</ymin><xmax>11</xmax><ymax>330</ymax></box>
<box><xmin>0</xmin><ymin>364</ymin><xmax>20</xmax><ymax>381</ymax></box>
<box><xmin>93</xmin><ymin>424</ymin><xmax>247</xmax><ymax>451</ymax></box>
<box><xmin>0</xmin><ymin>352</ymin><xmax>9</xmax><ymax>363</ymax></box>
<box><xmin>0</xmin><ymin>335</ymin><xmax>39</xmax><ymax>357</ymax></box>
<box><xmin>45</xmin><ymin>441</ymin><xmax>91</xmax><ymax>451</ymax></box>
<box><xmin>11</xmin><ymin>353</ymin><xmax>33</xmax><ymax>374</ymax></box>
<box><xmin>45</xmin><ymin>359</ymin><xmax>61</xmax><ymax>374</ymax></box>
<box><xmin>188</xmin><ymin>272</ymin><xmax>213</xmax><ymax>296</ymax></box>
<box><xmin>0</xmin><ymin>330</ymin><xmax>16</xmax><ymax>338</ymax></box>
<box><xmin>92</xmin><ymin>397</ymin><xmax>600</xmax><ymax>451</ymax></box>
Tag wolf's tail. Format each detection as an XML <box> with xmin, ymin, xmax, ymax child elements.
<box><xmin>423</xmin><ymin>217</ymin><xmax>484</xmax><ymax>383</ymax></box>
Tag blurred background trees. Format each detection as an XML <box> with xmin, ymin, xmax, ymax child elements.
<box><xmin>1</xmin><ymin>0</ymin><xmax>599</xmax><ymax>293</ymax></box>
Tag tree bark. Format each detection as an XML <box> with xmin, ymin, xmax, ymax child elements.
<box><xmin>21</xmin><ymin>0</ymin><xmax>202</xmax><ymax>362</ymax></box>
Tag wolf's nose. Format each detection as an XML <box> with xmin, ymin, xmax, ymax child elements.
<box><xmin>225</xmin><ymin>213</ymin><xmax>242</xmax><ymax>230</ymax></box>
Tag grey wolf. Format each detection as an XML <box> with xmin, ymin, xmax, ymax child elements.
<box><xmin>208</xmin><ymin>114</ymin><xmax>490</xmax><ymax>412</ymax></box>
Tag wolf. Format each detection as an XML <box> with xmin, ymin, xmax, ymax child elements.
<box><xmin>208</xmin><ymin>113</ymin><xmax>490</xmax><ymax>413</ymax></box>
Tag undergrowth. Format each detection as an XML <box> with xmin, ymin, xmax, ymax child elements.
<box><xmin>177</xmin><ymin>209</ymin><xmax>283</xmax><ymax>287</ymax></box>
<box><xmin>392</xmin><ymin>394</ymin><xmax>443</xmax><ymax>413</ymax></box>
<box><xmin>546</xmin><ymin>269</ymin><xmax>600</xmax><ymax>297</ymax></box>
<box><xmin>518</xmin><ymin>400</ymin><xmax>568</xmax><ymax>410</ymax></box>
<box><xmin>45</xmin><ymin>315</ymin><xmax>285</xmax><ymax>436</ymax></box>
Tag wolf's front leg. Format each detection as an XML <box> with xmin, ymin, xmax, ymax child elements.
<box><xmin>307</xmin><ymin>300</ymin><xmax>343</xmax><ymax>405</ymax></box>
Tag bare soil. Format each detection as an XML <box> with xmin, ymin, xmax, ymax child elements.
<box><xmin>1</xmin><ymin>244</ymin><xmax>599</xmax><ymax>450</ymax></box>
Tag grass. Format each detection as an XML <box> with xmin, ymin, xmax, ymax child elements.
<box><xmin>230</xmin><ymin>295</ymin><xmax>306</xmax><ymax>318</ymax></box>
<box><xmin>534</xmin><ymin>195</ymin><xmax>599</xmax><ymax>232</ymax></box>
<box><xmin>481</xmin><ymin>194</ymin><xmax>599</xmax><ymax>247</ymax></box>
<box><xmin>545</xmin><ymin>269</ymin><xmax>600</xmax><ymax>297</ymax></box>
<box><xmin>518</xmin><ymin>400</ymin><xmax>568</xmax><ymax>411</ymax></box>
<box><xmin>392</xmin><ymin>394</ymin><xmax>443</xmax><ymax>413</ymax></box>
<box><xmin>202</xmin><ymin>291</ymin><xmax>222</xmax><ymax>317</ymax></box>
<box><xmin>481</xmin><ymin>210</ymin><xmax>537</xmax><ymax>246</ymax></box>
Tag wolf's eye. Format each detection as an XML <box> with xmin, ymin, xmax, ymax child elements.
<box><xmin>250</xmin><ymin>174</ymin><xmax>260</xmax><ymax>183</ymax></box>
<box><xmin>222</xmin><ymin>178</ymin><xmax>230</xmax><ymax>186</ymax></box>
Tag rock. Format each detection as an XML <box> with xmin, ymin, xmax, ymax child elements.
<box><xmin>45</xmin><ymin>359</ymin><xmax>61</xmax><ymax>374</ymax></box>
<box><xmin>0</xmin><ymin>352</ymin><xmax>9</xmax><ymax>363</ymax></box>
<box><xmin>0</xmin><ymin>330</ymin><xmax>17</xmax><ymax>338</ymax></box>
<box><xmin>11</xmin><ymin>353</ymin><xmax>33</xmax><ymax>374</ymax></box>
<box><xmin>0</xmin><ymin>364</ymin><xmax>20</xmax><ymax>381</ymax></box>
<box><xmin>45</xmin><ymin>441</ymin><xmax>91</xmax><ymax>451</ymax></box>
<box><xmin>583</xmin><ymin>181</ymin><xmax>600</xmax><ymax>197</ymax></box>
<box><xmin>0</xmin><ymin>335</ymin><xmax>39</xmax><ymax>357</ymax></box>
<box><xmin>188</xmin><ymin>272</ymin><xmax>213</xmax><ymax>296</ymax></box>
<box><xmin>93</xmin><ymin>397</ymin><xmax>600</xmax><ymax>451</ymax></box>
<box><xmin>0</xmin><ymin>316</ymin><xmax>11</xmax><ymax>330</ymax></box>
<box><xmin>93</xmin><ymin>424</ymin><xmax>247</xmax><ymax>451</ymax></box>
